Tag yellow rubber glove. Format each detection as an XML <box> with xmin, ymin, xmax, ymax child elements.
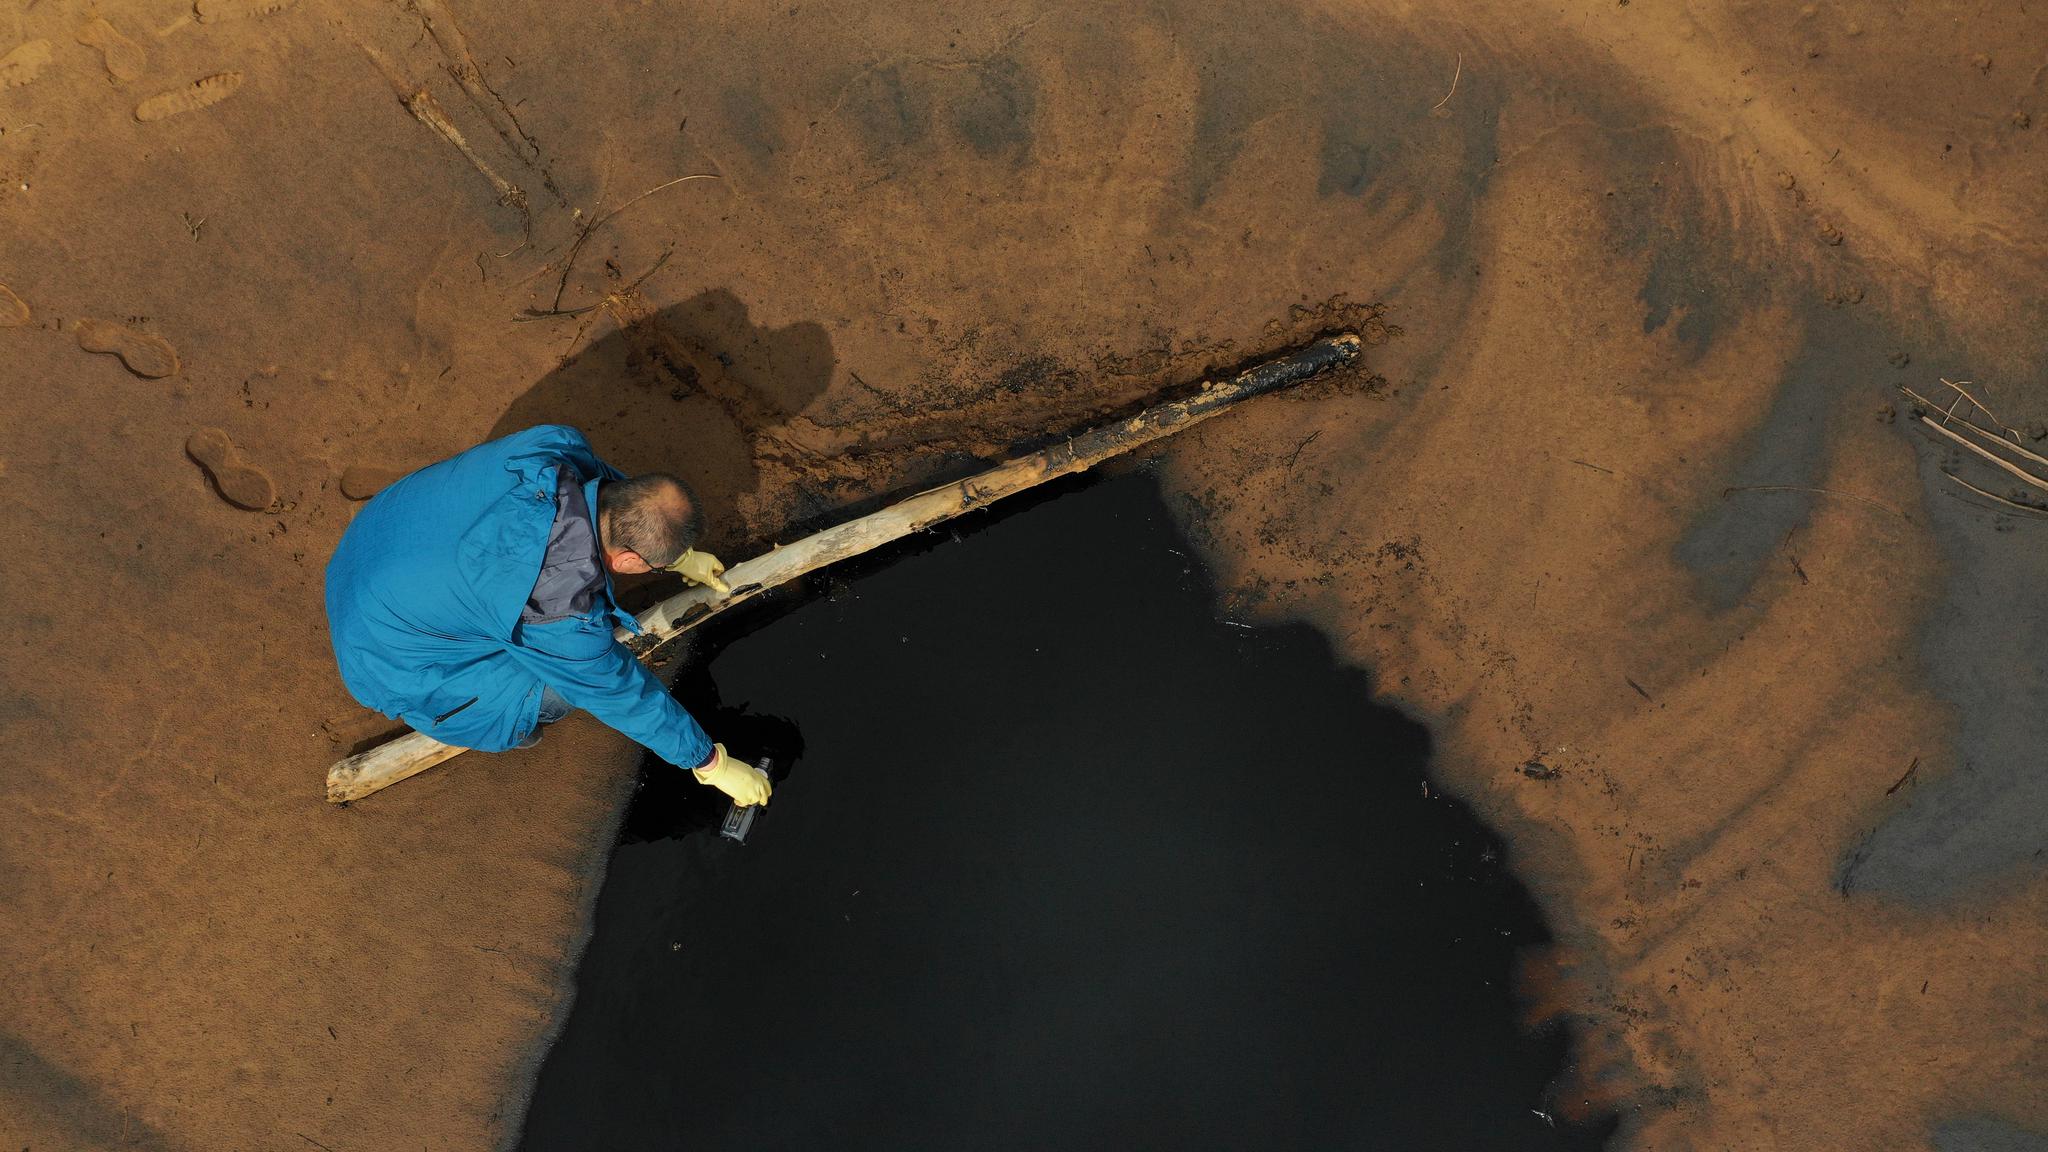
<box><xmin>692</xmin><ymin>743</ymin><xmax>771</xmax><ymax>806</ymax></box>
<box><xmin>665</xmin><ymin>548</ymin><xmax>730</xmax><ymax>595</ymax></box>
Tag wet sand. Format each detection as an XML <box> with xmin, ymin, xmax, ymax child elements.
<box><xmin>1</xmin><ymin>1</ymin><xmax>2043</xmax><ymax>1148</ymax></box>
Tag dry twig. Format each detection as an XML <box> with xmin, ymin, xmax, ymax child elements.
<box><xmin>1431</xmin><ymin>52</ymin><xmax>1463</xmax><ymax>112</ymax></box>
<box><xmin>1901</xmin><ymin>386</ymin><xmax>2048</xmax><ymax>471</ymax></box>
<box><xmin>546</xmin><ymin>173</ymin><xmax>719</xmax><ymax>313</ymax></box>
<box><xmin>1915</xmin><ymin>416</ymin><xmax>2048</xmax><ymax>495</ymax></box>
<box><xmin>517</xmin><ymin>247</ymin><xmax>675</xmax><ymax>322</ymax></box>
<box><xmin>1282</xmin><ymin>429</ymin><xmax>1321</xmax><ymax>469</ymax></box>
<box><xmin>1720</xmin><ymin>484</ymin><xmax>1908</xmax><ymax>521</ymax></box>
<box><xmin>1938</xmin><ymin>470</ymin><xmax>2048</xmax><ymax>519</ymax></box>
<box><xmin>1885</xmin><ymin>757</ymin><xmax>1919</xmax><ymax>796</ymax></box>
<box><xmin>1939</xmin><ymin>378</ymin><xmax>2022</xmax><ymax>442</ymax></box>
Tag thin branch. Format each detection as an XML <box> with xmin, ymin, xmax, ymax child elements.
<box><xmin>1902</xmin><ymin>386</ymin><xmax>2048</xmax><ymax>471</ymax></box>
<box><xmin>511</xmin><ymin>303</ymin><xmax>595</xmax><ymax>322</ymax></box>
<box><xmin>1431</xmin><ymin>52</ymin><xmax>1463</xmax><ymax>112</ymax></box>
<box><xmin>1720</xmin><ymin>484</ymin><xmax>1908</xmax><ymax>521</ymax></box>
<box><xmin>1915</xmin><ymin>415</ymin><xmax>2048</xmax><ymax>495</ymax></box>
<box><xmin>1940</xmin><ymin>392</ymin><xmax>1966</xmax><ymax>426</ymax></box>
<box><xmin>1939</xmin><ymin>470</ymin><xmax>2048</xmax><ymax>519</ymax></box>
<box><xmin>547</xmin><ymin>225</ymin><xmax>599</xmax><ymax>312</ymax></box>
<box><xmin>618</xmin><ymin>245</ymin><xmax>674</xmax><ymax>295</ymax></box>
<box><xmin>1906</xmin><ymin>384</ymin><xmax>1981</xmax><ymax>432</ymax></box>
<box><xmin>549</xmin><ymin>173</ymin><xmax>719</xmax><ymax>312</ymax></box>
<box><xmin>1949</xmin><ymin>411</ymin><xmax>2048</xmax><ymax>469</ymax></box>
<box><xmin>1938</xmin><ymin>377</ymin><xmax>2022</xmax><ymax>442</ymax></box>
<box><xmin>600</xmin><ymin>173</ymin><xmax>720</xmax><ymax>227</ymax></box>
<box><xmin>516</xmin><ymin>248</ymin><xmax>673</xmax><ymax>321</ymax></box>
<box><xmin>1282</xmin><ymin>429</ymin><xmax>1321</xmax><ymax>469</ymax></box>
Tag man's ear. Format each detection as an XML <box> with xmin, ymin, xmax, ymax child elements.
<box><xmin>606</xmin><ymin>547</ymin><xmax>651</xmax><ymax>575</ymax></box>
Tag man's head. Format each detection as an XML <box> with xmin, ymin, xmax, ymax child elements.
<box><xmin>595</xmin><ymin>473</ymin><xmax>700</xmax><ymax>575</ymax></box>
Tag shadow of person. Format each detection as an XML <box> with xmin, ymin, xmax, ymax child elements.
<box><xmin>492</xmin><ymin>289</ymin><xmax>834</xmax><ymax>563</ymax></box>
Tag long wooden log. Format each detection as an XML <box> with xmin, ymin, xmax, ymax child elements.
<box><xmin>325</xmin><ymin>333</ymin><xmax>1362</xmax><ymax>802</ymax></box>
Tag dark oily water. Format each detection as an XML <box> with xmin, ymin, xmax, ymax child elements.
<box><xmin>518</xmin><ymin>469</ymin><xmax>1613</xmax><ymax>1151</ymax></box>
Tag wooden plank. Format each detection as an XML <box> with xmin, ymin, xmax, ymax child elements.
<box><xmin>326</xmin><ymin>333</ymin><xmax>1362</xmax><ymax>803</ymax></box>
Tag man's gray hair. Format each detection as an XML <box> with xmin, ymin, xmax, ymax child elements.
<box><xmin>598</xmin><ymin>472</ymin><xmax>700</xmax><ymax>567</ymax></box>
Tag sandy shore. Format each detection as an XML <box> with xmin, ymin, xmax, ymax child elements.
<box><xmin>2</xmin><ymin>1</ymin><xmax>2042</xmax><ymax>1148</ymax></box>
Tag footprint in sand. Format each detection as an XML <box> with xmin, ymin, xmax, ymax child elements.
<box><xmin>0</xmin><ymin>284</ymin><xmax>27</xmax><ymax>327</ymax></box>
<box><xmin>339</xmin><ymin>464</ymin><xmax>404</xmax><ymax>500</ymax></box>
<box><xmin>134</xmin><ymin>72</ymin><xmax>243</xmax><ymax>123</ymax></box>
<box><xmin>195</xmin><ymin>0</ymin><xmax>300</xmax><ymax>22</ymax></box>
<box><xmin>0</xmin><ymin>40</ymin><xmax>52</xmax><ymax>88</ymax></box>
<box><xmin>185</xmin><ymin>428</ymin><xmax>276</xmax><ymax>511</ymax></box>
<box><xmin>76</xmin><ymin>18</ymin><xmax>145</xmax><ymax>84</ymax></box>
<box><xmin>75</xmin><ymin>318</ymin><xmax>179</xmax><ymax>378</ymax></box>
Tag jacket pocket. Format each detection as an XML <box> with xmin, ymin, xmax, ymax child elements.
<box><xmin>433</xmin><ymin>696</ymin><xmax>480</xmax><ymax>724</ymax></box>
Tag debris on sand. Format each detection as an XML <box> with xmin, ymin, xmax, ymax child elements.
<box><xmin>75</xmin><ymin>318</ymin><xmax>180</xmax><ymax>377</ymax></box>
<box><xmin>185</xmin><ymin>427</ymin><xmax>277</xmax><ymax>510</ymax></box>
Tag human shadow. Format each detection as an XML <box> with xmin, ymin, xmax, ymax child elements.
<box><xmin>492</xmin><ymin>289</ymin><xmax>834</xmax><ymax>562</ymax></box>
<box><xmin>0</xmin><ymin>1029</ymin><xmax>183</xmax><ymax>1152</ymax></box>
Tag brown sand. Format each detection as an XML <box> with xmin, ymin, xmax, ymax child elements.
<box><xmin>1</xmin><ymin>1</ymin><xmax>2042</xmax><ymax>1148</ymax></box>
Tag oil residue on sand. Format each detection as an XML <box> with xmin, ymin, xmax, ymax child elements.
<box><xmin>518</xmin><ymin>467</ymin><xmax>1615</xmax><ymax>1150</ymax></box>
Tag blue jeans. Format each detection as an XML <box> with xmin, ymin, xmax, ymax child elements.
<box><xmin>517</xmin><ymin>687</ymin><xmax>575</xmax><ymax>748</ymax></box>
<box><xmin>538</xmin><ymin>686</ymin><xmax>573</xmax><ymax>725</ymax></box>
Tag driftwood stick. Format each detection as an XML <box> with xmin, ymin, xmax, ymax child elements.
<box><xmin>325</xmin><ymin>333</ymin><xmax>1363</xmax><ymax>802</ymax></box>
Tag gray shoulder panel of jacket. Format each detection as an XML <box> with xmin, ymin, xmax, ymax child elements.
<box><xmin>520</xmin><ymin>462</ymin><xmax>604</xmax><ymax>624</ymax></box>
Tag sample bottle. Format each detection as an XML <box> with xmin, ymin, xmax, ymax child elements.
<box><xmin>718</xmin><ymin>754</ymin><xmax>777</xmax><ymax>844</ymax></box>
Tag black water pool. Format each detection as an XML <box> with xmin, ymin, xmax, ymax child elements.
<box><xmin>517</xmin><ymin>468</ymin><xmax>1610</xmax><ymax>1151</ymax></box>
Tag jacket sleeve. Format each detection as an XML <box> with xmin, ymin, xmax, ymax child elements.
<box><xmin>501</xmin><ymin>613</ymin><xmax>715</xmax><ymax>770</ymax></box>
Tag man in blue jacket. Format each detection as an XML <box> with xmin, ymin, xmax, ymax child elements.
<box><xmin>324</xmin><ymin>425</ymin><xmax>770</xmax><ymax>806</ymax></box>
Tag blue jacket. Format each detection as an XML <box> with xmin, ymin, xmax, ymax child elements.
<box><xmin>324</xmin><ymin>425</ymin><xmax>714</xmax><ymax>768</ymax></box>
